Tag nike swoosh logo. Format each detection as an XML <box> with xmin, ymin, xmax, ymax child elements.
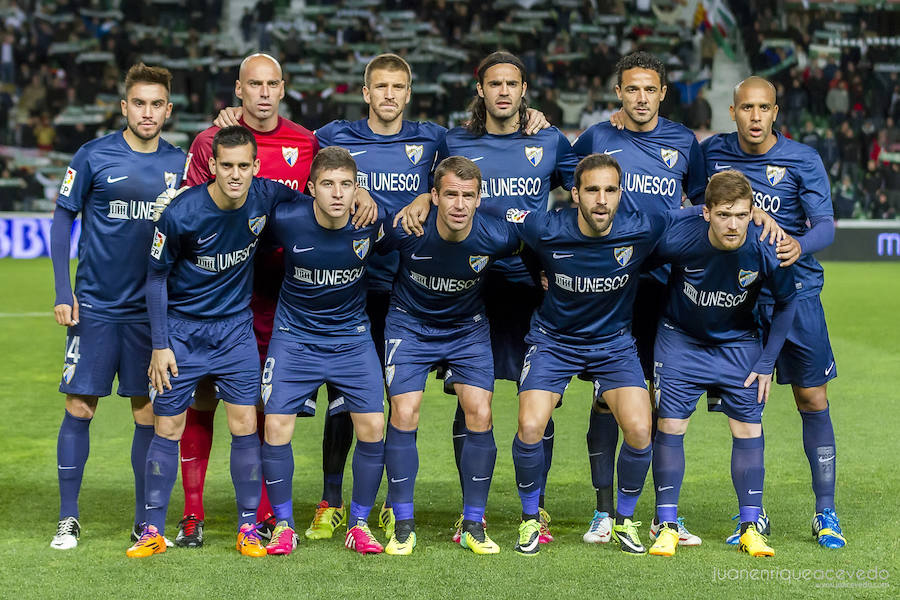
<box><xmin>552</xmin><ymin>252</ymin><xmax>573</xmax><ymax>259</ymax></box>
<box><xmin>472</xmin><ymin>476</ymin><xmax>491</xmax><ymax>482</ymax></box>
<box><xmin>588</xmin><ymin>452</ymin><xmax>604</xmax><ymax>457</ymax></box>
<box><xmin>748</xmin><ymin>490</ymin><xmax>762</xmax><ymax>495</ymax></box>
<box><xmin>471</xmin><ymin>156</ymin><xmax>484</xmax><ymax>162</ymax></box>
<box><xmin>452</xmin><ymin>434</ymin><xmax>467</xmax><ymax>439</ymax></box>
<box><xmin>657</xmin><ymin>485</ymin><xmax>673</xmax><ymax>491</ymax></box>
<box><xmin>603</xmin><ymin>149</ymin><xmax>623</xmax><ymax>155</ymax></box>
<box><xmin>198</xmin><ymin>233</ymin><xmax>217</xmax><ymax>244</ymax></box>
<box><xmin>818</xmin><ymin>455</ymin><xmax>835</xmax><ymax>464</ymax></box>
<box><xmin>518</xmin><ymin>481</ymin><xmax>535</xmax><ymax>489</ymax></box>
<box><xmin>410</xmin><ymin>253</ymin><xmax>432</xmax><ymax>260</ymax></box>
<box><xmin>58</xmin><ymin>465</ymin><xmax>77</xmax><ymax>470</ymax></box>
<box><xmin>107</xmin><ymin>175</ymin><xmax>128</xmax><ymax>183</ymax></box>
<box><xmin>390</xmin><ymin>477</ymin><xmax>409</xmax><ymax>483</ymax></box>
<box><xmin>180</xmin><ymin>457</ymin><xmax>197</xmax><ymax>462</ymax></box>
<box><xmin>293</xmin><ymin>246</ymin><xmax>314</xmax><ymax>253</ymax></box>
<box><xmin>684</xmin><ymin>267</ymin><xmax>704</xmax><ymax>273</ymax></box>
<box><xmin>621</xmin><ymin>488</ymin><xmax>641</xmax><ymax>493</ymax></box>
<box><xmin>349</xmin><ymin>150</ymin><xmax>367</xmax><ymax>157</ymax></box>
<box><xmin>825</xmin><ymin>362</ymin><xmax>835</xmax><ymax>376</ymax></box>
<box><xmin>242</xmin><ymin>511</ymin><xmax>255</xmax><ymax>517</ymax></box>
<box><xmin>145</xmin><ymin>504</ymin><xmax>157</xmax><ymax>511</ymax></box>
<box><xmin>714</xmin><ymin>162</ymin><xmax>731</xmax><ymax>170</ymax></box>
<box><xmin>265</xmin><ymin>479</ymin><xmax>283</xmax><ymax>485</ymax></box>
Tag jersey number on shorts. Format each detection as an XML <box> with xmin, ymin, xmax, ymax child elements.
<box><xmin>385</xmin><ymin>338</ymin><xmax>402</xmax><ymax>365</ymax></box>
<box><xmin>66</xmin><ymin>336</ymin><xmax>81</xmax><ymax>364</ymax></box>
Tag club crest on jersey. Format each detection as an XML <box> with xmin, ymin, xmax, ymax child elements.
<box><xmin>766</xmin><ymin>165</ymin><xmax>786</xmax><ymax>186</ymax></box>
<box><xmin>164</xmin><ymin>171</ymin><xmax>178</xmax><ymax>189</ymax></box>
<box><xmin>376</xmin><ymin>223</ymin><xmax>385</xmax><ymax>242</ymax></box>
<box><xmin>739</xmin><ymin>269</ymin><xmax>758</xmax><ymax>288</ymax></box>
<box><xmin>60</xmin><ymin>166</ymin><xmax>76</xmax><ymax>197</ymax></box>
<box><xmin>614</xmin><ymin>246</ymin><xmax>633</xmax><ymax>267</ymax></box>
<box><xmin>260</xmin><ymin>384</ymin><xmax>272</xmax><ymax>406</ymax></box>
<box><xmin>353</xmin><ymin>237</ymin><xmax>370</xmax><ymax>260</ymax></box>
<box><xmin>525</xmin><ymin>146</ymin><xmax>543</xmax><ymax>167</ymax></box>
<box><xmin>150</xmin><ymin>227</ymin><xmax>166</xmax><ymax>259</ymax></box>
<box><xmin>249</xmin><ymin>215</ymin><xmax>267</xmax><ymax>236</ymax></box>
<box><xmin>660</xmin><ymin>148</ymin><xmax>679</xmax><ymax>169</ymax></box>
<box><xmin>469</xmin><ymin>255</ymin><xmax>489</xmax><ymax>273</ymax></box>
<box><xmin>282</xmin><ymin>146</ymin><xmax>299</xmax><ymax>167</ymax></box>
<box><xmin>405</xmin><ymin>144</ymin><xmax>423</xmax><ymax>165</ymax></box>
<box><xmin>385</xmin><ymin>365</ymin><xmax>396</xmax><ymax>387</ymax></box>
<box><xmin>62</xmin><ymin>363</ymin><xmax>76</xmax><ymax>385</ymax></box>
<box><xmin>506</xmin><ymin>208</ymin><xmax>530</xmax><ymax>223</ymax></box>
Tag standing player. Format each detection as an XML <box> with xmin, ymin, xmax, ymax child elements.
<box><xmin>48</xmin><ymin>63</ymin><xmax>186</xmax><ymax>550</ymax></box>
<box><xmin>379</xmin><ymin>157</ymin><xmax>522</xmax><ymax>555</ymax></box>
<box><xmin>127</xmin><ymin>126</ymin><xmax>299</xmax><ymax>558</ymax></box>
<box><xmin>400</xmin><ymin>51</ymin><xmax>577</xmax><ymax>543</ymax></box>
<box><xmin>647</xmin><ymin>170</ymin><xmax>797</xmax><ymax>558</ymax></box>
<box><xmin>572</xmin><ymin>51</ymin><xmax>707</xmax><ymax>547</ymax></box>
<box><xmin>701</xmin><ymin>76</ymin><xmax>845</xmax><ymax>549</ymax></box>
<box><xmin>258</xmin><ymin>147</ymin><xmax>387</xmax><ymax>556</ymax></box>
<box><xmin>507</xmin><ymin>153</ymin><xmax>686</xmax><ymax>555</ymax></box>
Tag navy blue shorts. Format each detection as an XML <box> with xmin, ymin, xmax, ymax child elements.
<box><xmin>263</xmin><ymin>334</ymin><xmax>384</xmax><ymax>416</ymax></box>
<box><xmin>654</xmin><ymin>323</ymin><xmax>764</xmax><ymax>424</ymax></box>
<box><xmin>59</xmin><ymin>316</ymin><xmax>152</xmax><ymax>398</ymax></box>
<box><xmin>759</xmin><ymin>295</ymin><xmax>836</xmax><ymax>388</ymax></box>
<box><xmin>518</xmin><ymin>328</ymin><xmax>646</xmax><ymax>398</ymax></box>
<box><xmin>151</xmin><ymin>313</ymin><xmax>260</xmax><ymax>417</ymax></box>
<box><xmin>383</xmin><ymin>307</ymin><xmax>494</xmax><ymax>397</ymax></box>
<box><xmin>483</xmin><ymin>272</ymin><xmax>542</xmax><ymax>382</ymax></box>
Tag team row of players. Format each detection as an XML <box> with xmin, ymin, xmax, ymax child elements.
<box><xmin>49</xmin><ymin>50</ymin><xmax>844</xmax><ymax>558</ymax></box>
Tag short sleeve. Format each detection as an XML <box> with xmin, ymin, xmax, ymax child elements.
<box><xmin>56</xmin><ymin>146</ymin><xmax>93</xmax><ymax>212</ymax></box>
<box><xmin>685</xmin><ymin>136</ymin><xmax>708</xmax><ymax>205</ymax></box>
<box><xmin>149</xmin><ymin>209</ymin><xmax>181</xmax><ymax>271</ymax></box>
<box><xmin>799</xmin><ymin>152</ymin><xmax>833</xmax><ymax>220</ymax></box>
<box><xmin>185</xmin><ymin>130</ymin><xmax>214</xmax><ymax>186</ymax></box>
<box><xmin>551</xmin><ymin>129</ymin><xmax>577</xmax><ymax>191</ymax></box>
<box><xmin>571</xmin><ymin>126</ymin><xmax>595</xmax><ymax>159</ymax></box>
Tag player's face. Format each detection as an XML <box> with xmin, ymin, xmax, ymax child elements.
<box><xmin>308</xmin><ymin>167</ymin><xmax>357</xmax><ymax>218</ymax></box>
<box><xmin>615</xmin><ymin>68</ymin><xmax>666</xmax><ymax>130</ymax></box>
<box><xmin>363</xmin><ymin>68</ymin><xmax>411</xmax><ymax>125</ymax></box>
<box><xmin>236</xmin><ymin>58</ymin><xmax>284</xmax><ymax>123</ymax></box>
<box><xmin>210</xmin><ymin>143</ymin><xmax>260</xmax><ymax>200</ymax></box>
<box><xmin>730</xmin><ymin>84</ymin><xmax>779</xmax><ymax>151</ymax></box>
<box><xmin>477</xmin><ymin>63</ymin><xmax>526</xmax><ymax>122</ymax></box>
<box><xmin>121</xmin><ymin>83</ymin><xmax>172</xmax><ymax>141</ymax></box>
<box><xmin>703</xmin><ymin>197</ymin><xmax>752</xmax><ymax>250</ymax></box>
<box><xmin>572</xmin><ymin>166</ymin><xmax>621</xmax><ymax>237</ymax></box>
<box><xmin>432</xmin><ymin>174</ymin><xmax>481</xmax><ymax>235</ymax></box>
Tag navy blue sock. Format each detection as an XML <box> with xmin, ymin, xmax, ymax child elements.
<box><xmin>540</xmin><ymin>418</ymin><xmax>554</xmax><ymax>506</ymax></box>
<box><xmin>57</xmin><ymin>411</ymin><xmax>91</xmax><ymax>520</ymax></box>
<box><xmin>800</xmin><ymin>407</ymin><xmax>836</xmax><ymax>513</ymax></box>
<box><xmin>350</xmin><ymin>439</ymin><xmax>384</xmax><ymax>524</ymax></box>
<box><xmin>452</xmin><ymin>402</ymin><xmax>466</xmax><ymax>494</ymax></box>
<box><xmin>732</xmin><ymin>435</ymin><xmax>765</xmax><ymax>524</ymax></box>
<box><xmin>144</xmin><ymin>434</ymin><xmax>179</xmax><ymax>534</ymax></box>
<box><xmin>322</xmin><ymin>394</ymin><xmax>352</xmax><ymax>507</ymax></box>
<box><xmin>587</xmin><ymin>410</ymin><xmax>618</xmax><ymax>513</ymax></box>
<box><xmin>512</xmin><ymin>435</ymin><xmax>543</xmax><ymax>516</ymax></box>
<box><xmin>652</xmin><ymin>432</ymin><xmax>684</xmax><ymax>523</ymax></box>
<box><xmin>131</xmin><ymin>422</ymin><xmax>154</xmax><ymax>524</ymax></box>
<box><xmin>461</xmin><ymin>428</ymin><xmax>496</xmax><ymax>522</ymax></box>
<box><xmin>230</xmin><ymin>433</ymin><xmax>262</xmax><ymax>528</ymax></box>
<box><xmin>261</xmin><ymin>441</ymin><xmax>294</xmax><ymax>528</ymax></box>
<box><xmin>616</xmin><ymin>442</ymin><xmax>651</xmax><ymax>519</ymax></box>
<box><xmin>384</xmin><ymin>424</ymin><xmax>417</xmax><ymax>521</ymax></box>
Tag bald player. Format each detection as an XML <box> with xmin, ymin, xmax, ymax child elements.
<box><xmin>701</xmin><ymin>76</ymin><xmax>844</xmax><ymax>549</ymax></box>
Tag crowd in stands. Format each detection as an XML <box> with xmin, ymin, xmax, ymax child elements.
<box><xmin>0</xmin><ymin>0</ymin><xmax>898</xmax><ymax>221</ymax></box>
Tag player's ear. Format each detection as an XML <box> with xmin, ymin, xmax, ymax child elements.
<box><xmin>207</xmin><ymin>156</ymin><xmax>216</xmax><ymax>176</ymax></box>
<box><xmin>234</xmin><ymin>79</ymin><xmax>243</xmax><ymax>100</ymax></box>
<box><xmin>571</xmin><ymin>186</ymin><xmax>580</xmax><ymax>205</ymax></box>
<box><xmin>773</xmin><ymin>104</ymin><xmax>779</xmax><ymax>122</ymax></box>
<box><xmin>277</xmin><ymin>79</ymin><xmax>285</xmax><ymax>101</ymax></box>
<box><xmin>702</xmin><ymin>205</ymin><xmax>711</xmax><ymax>222</ymax></box>
<box><xmin>614</xmin><ymin>85</ymin><xmax>622</xmax><ymax>101</ymax></box>
<box><xmin>476</xmin><ymin>82</ymin><xmax>484</xmax><ymax>99</ymax></box>
<box><xmin>362</xmin><ymin>85</ymin><xmax>371</xmax><ymax>105</ymax></box>
<box><xmin>252</xmin><ymin>158</ymin><xmax>261</xmax><ymax>176</ymax></box>
<box><xmin>120</xmin><ymin>98</ymin><xmax>127</xmax><ymax>118</ymax></box>
<box><xmin>729</xmin><ymin>105</ymin><xmax>736</xmax><ymax>122</ymax></box>
<box><xmin>165</xmin><ymin>101</ymin><xmax>173</xmax><ymax>120</ymax></box>
<box><xmin>659</xmin><ymin>84</ymin><xmax>667</xmax><ymax>102</ymax></box>
<box><xmin>307</xmin><ymin>179</ymin><xmax>315</xmax><ymax>196</ymax></box>
<box><xmin>431</xmin><ymin>187</ymin><xmax>439</xmax><ymax>206</ymax></box>
<box><xmin>521</xmin><ymin>81</ymin><xmax>527</xmax><ymax>97</ymax></box>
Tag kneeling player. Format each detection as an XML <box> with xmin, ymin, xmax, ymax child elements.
<box><xmin>128</xmin><ymin>127</ymin><xmax>299</xmax><ymax>558</ymax></box>
<box><xmin>380</xmin><ymin>157</ymin><xmax>522</xmax><ymax>555</ymax></box>
<box><xmin>648</xmin><ymin>171</ymin><xmax>797</xmax><ymax>558</ymax></box>
<box><xmin>508</xmin><ymin>153</ymin><xmax>681</xmax><ymax>555</ymax></box>
<box><xmin>259</xmin><ymin>147</ymin><xmax>386</xmax><ymax>556</ymax></box>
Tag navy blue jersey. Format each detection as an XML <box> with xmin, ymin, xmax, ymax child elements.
<box><xmin>269</xmin><ymin>198</ymin><xmax>384</xmax><ymax>342</ymax></box>
<box><xmin>440</xmin><ymin>126</ymin><xmax>577</xmax><ymax>283</ymax></box>
<box><xmin>149</xmin><ymin>178</ymin><xmax>297</xmax><ymax>319</ymax></box>
<box><xmin>57</xmin><ymin>131</ymin><xmax>186</xmax><ymax>322</ymax></box>
<box><xmin>572</xmin><ymin>117</ymin><xmax>707</xmax><ymax>214</ymax></box>
<box><xmin>700</xmin><ymin>133</ymin><xmax>832</xmax><ymax>301</ymax></box>
<box><xmin>653</xmin><ymin>210</ymin><xmax>796</xmax><ymax>344</ymax></box>
<box><xmin>381</xmin><ymin>211</ymin><xmax>521</xmax><ymax>325</ymax></box>
<box><xmin>510</xmin><ymin>207</ymin><xmax>668</xmax><ymax>343</ymax></box>
<box><xmin>316</xmin><ymin>119</ymin><xmax>447</xmax><ymax>293</ymax></box>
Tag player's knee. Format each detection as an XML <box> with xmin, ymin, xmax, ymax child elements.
<box><xmin>389</xmin><ymin>402</ymin><xmax>419</xmax><ymax>430</ymax></box>
<box><xmin>65</xmin><ymin>394</ymin><xmax>98</xmax><ymax>418</ymax></box>
<box><xmin>517</xmin><ymin>415</ymin><xmax>548</xmax><ymax>445</ymax></box>
<box><xmin>793</xmin><ymin>385</ymin><xmax>828</xmax><ymax>412</ymax></box>
<box><xmin>352</xmin><ymin>412</ymin><xmax>384</xmax><ymax>443</ymax></box>
<box><xmin>464</xmin><ymin>403</ymin><xmax>492</xmax><ymax>431</ymax></box>
<box><xmin>226</xmin><ymin>406</ymin><xmax>257</xmax><ymax>436</ymax></box>
<box><xmin>620</xmin><ymin>419</ymin><xmax>651</xmax><ymax>448</ymax></box>
<box><xmin>264</xmin><ymin>415</ymin><xmax>294</xmax><ymax>445</ymax></box>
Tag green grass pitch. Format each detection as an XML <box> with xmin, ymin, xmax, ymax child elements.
<box><xmin>0</xmin><ymin>258</ymin><xmax>898</xmax><ymax>599</ymax></box>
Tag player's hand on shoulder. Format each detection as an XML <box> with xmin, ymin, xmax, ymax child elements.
<box><xmin>776</xmin><ymin>234</ymin><xmax>801</xmax><ymax>267</ymax></box>
<box><xmin>394</xmin><ymin>192</ymin><xmax>431</xmax><ymax>236</ymax></box>
<box><xmin>609</xmin><ymin>109</ymin><xmax>626</xmax><ymax>130</ymax></box>
<box><xmin>148</xmin><ymin>348</ymin><xmax>178</xmax><ymax>394</ymax></box>
<box><xmin>752</xmin><ymin>206</ymin><xmax>784</xmax><ymax>245</ymax></box>
<box><xmin>54</xmin><ymin>297</ymin><xmax>79</xmax><ymax>326</ymax></box>
<box><xmin>152</xmin><ymin>186</ymin><xmax>189</xmax><ymax>222</ymax></box>
<box><xmin>213</xmin><ymin>106</ymin><xmax>243</xmax><ymax>129</ymax></box>
<box><xmin>524</xmin><ymin>108</ymin><xmax>550</xmax><ymax>135</ymax></box>
<box><xmin>744</xmin><ymin>371</ymin><xmax>773</xmax><ymax>404</ymax></box>
<box><xmin>350</xmin><ymin>187</ymin><xmax>377</xmax><ymax>228</ymax></box>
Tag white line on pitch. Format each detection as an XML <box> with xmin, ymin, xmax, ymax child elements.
<box><xmin>0</xmin><ymin>312</ymin><xmax>52</xmax><ymax>317</ymax></box>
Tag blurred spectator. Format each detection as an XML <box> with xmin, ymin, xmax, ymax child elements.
<box><xmin>684</xmin><ymin>87</ymin><xmax>712</xmax><ymax>130</ymax></box>
<box><xmin>871</xmin><ymin>190</ymin><xmax>896</xmax><ymax>220</ymax></box>
<box><xmin>799</xmin><ymin>120</ymin><xmax>820</xmax><ymax>151</ymax></box>
<box><xmin>826</xmin><ymin>81</ymin><xmax>849</xmax><ymax>122</ymax></box>
<box><xmin>833</xmin><ymin>174</ymin><xmax>858</xmax><ymax>219</ymax></box>
<box><xmin>861</xmin><ymin>159</ymin><xmax>884</xmax><ymax>214</ymax></box>
<box><xmin>33</xmin><ymin>112</ymin><xmax>54</xmax><ymax>151</ymax></box>
<box><xmin>820</xmin><ymin>128</ymin><xmax>840</xmax><ymax>176</ymax></box>
<box><xmin>700</xmin><ymin>28</ymin><xmax>716</xmax><ymax>74</ymax></box>
<box><xmin>0</xmin><ymin>32</ymin><xmax>14</xmax><ymax>85</ymax></box>
<box><xmin>535</xmin><ymin>88</ymin><xmax>563</xmax><ymax>129</ymax></box>
<box><xmin>579</xmin><ymin>99</ymin><xmax>604</xmax><ymax>130</ymax></box>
